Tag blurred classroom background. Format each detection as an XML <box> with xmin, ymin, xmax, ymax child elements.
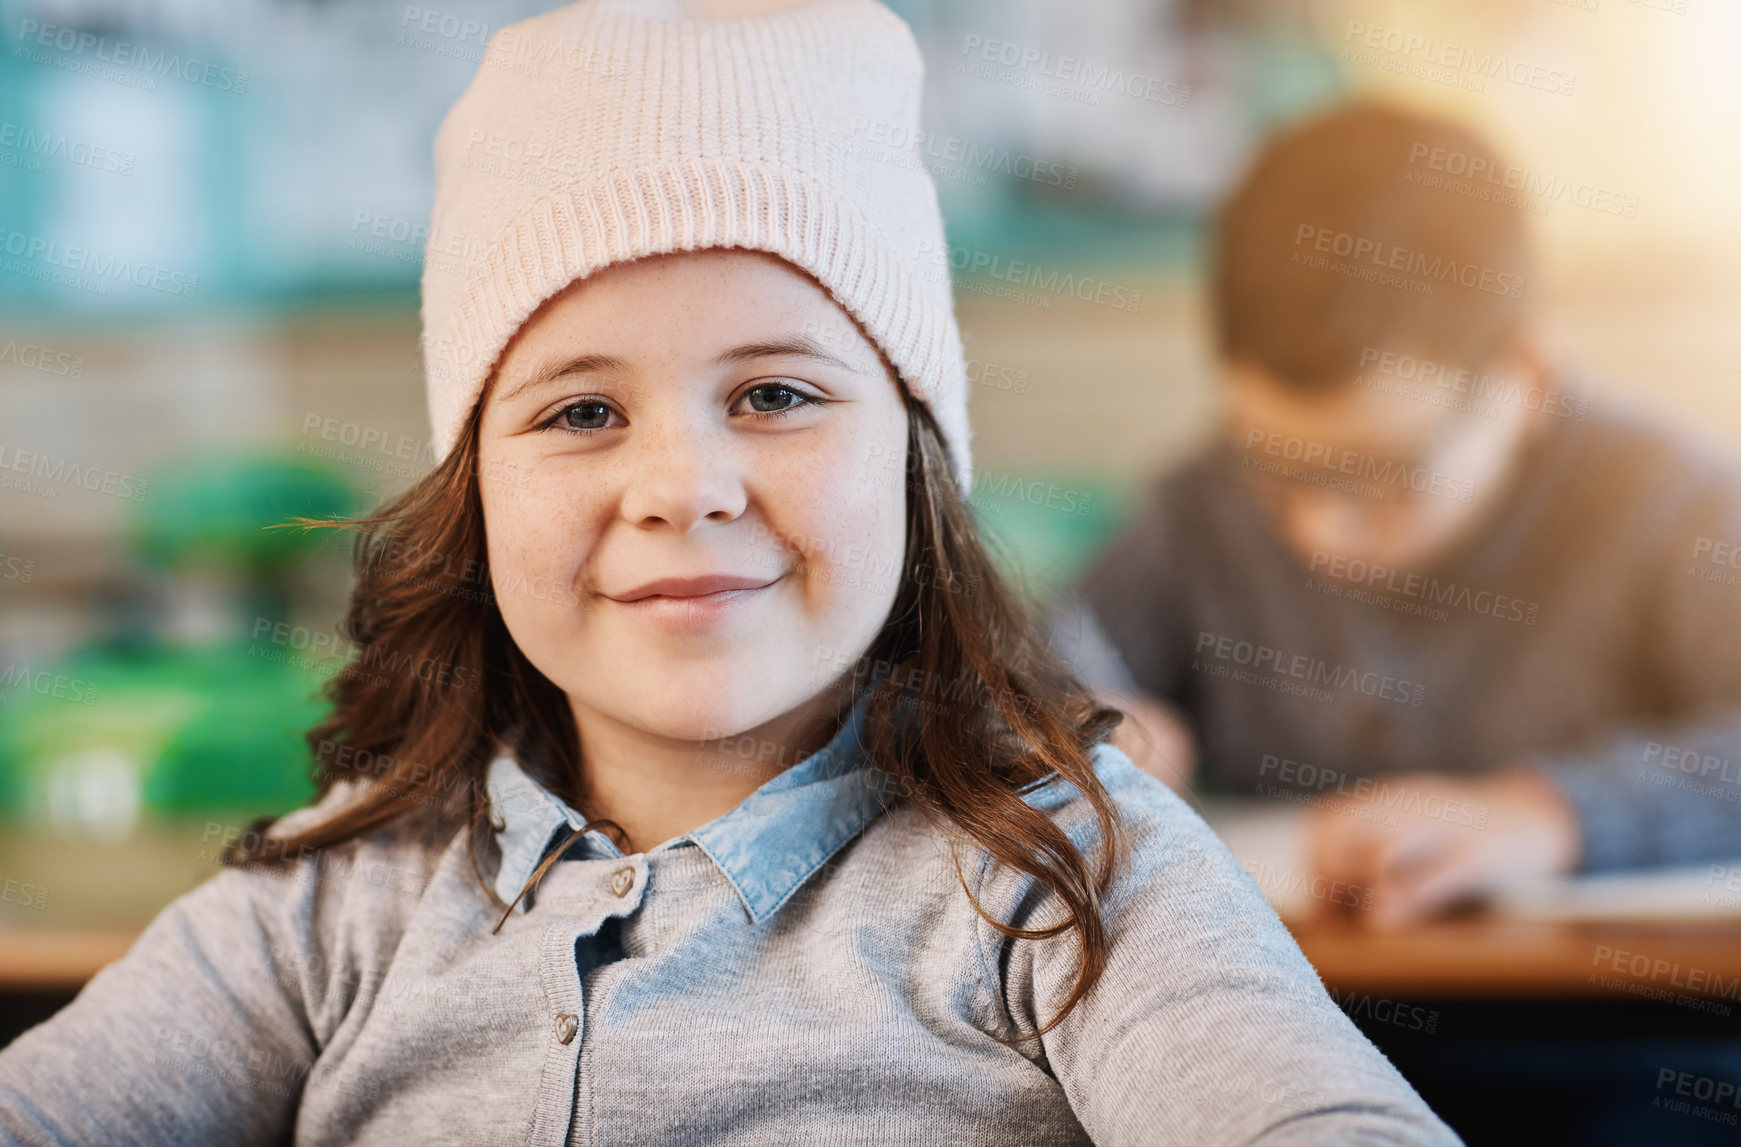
<box><xmin>2</xmin><ymin>0</ymin><xmax>1740</xmax><ymax>1140</ymax></box>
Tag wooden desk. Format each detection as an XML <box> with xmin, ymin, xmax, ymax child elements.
<box><xmin>8</xmin><ymin>918</ymin><xmax>1741</xmax><ymax>1005</ymax></box>
<box><xmin>0</xmin><ymin>928</ymin><xmax>139</xmax><ymax>992</ymax></box>
<box><xmin>1291</xmin><ymin>917</ymin><xmax>1741</xmax><ymax>1003</ymax></box>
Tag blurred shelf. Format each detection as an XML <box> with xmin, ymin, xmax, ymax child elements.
<box><xmin>0</xmin><ymin>822</ymin><xmax>226</xmax><ymax>930</ymax></box>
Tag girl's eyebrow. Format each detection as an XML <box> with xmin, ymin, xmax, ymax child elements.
<box><xmin>712</xmin><ymin>335</ymin><xmax>858</xmax><ymax>373</ymax></box>
<box><xmin>502</xmin><ymin>334</ymin><xmax>858</xmax><ymax>405</ymax></box>
<box><xmin>500</xmin><ymin>353</ymin><xmax>630</xmax><ymax>403</ymax></box>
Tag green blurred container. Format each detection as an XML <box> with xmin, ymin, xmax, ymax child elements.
<box><xmin>0</xmin><ymin>452</ymin><xmax>358</xmax><ymax>831</ymax></box>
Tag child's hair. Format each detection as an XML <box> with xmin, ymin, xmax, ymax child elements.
<box><xmin>1213</xmin><ymin>100</ymin><xmax>1535</xmax><ymax>393</ymax></box>
<box><xmin>227</xmin><ymin>392</ymin><xmax>1126</xmax><ymax>1037</ymax></box>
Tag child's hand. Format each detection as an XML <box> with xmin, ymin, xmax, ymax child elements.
<box><xmin>1302</xmin><ymin>769</ymin><xmax>1582</xmax><ymax>929</ymax></box>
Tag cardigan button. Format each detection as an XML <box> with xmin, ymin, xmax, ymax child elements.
<box><xmin>554</xmin><ymin>1013</ymin><xmax>579</xmax><ymax>1044</ymax></box>
<box><xmin>610</xmin><ymin>866</ymin><xmax>636</xmax><ymax>897</ymax></box>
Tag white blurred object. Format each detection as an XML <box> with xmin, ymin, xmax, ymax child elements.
<box><xmin>41</xmin><ymin>746</ymin><xmax>142</xmax><ymax>844</ymax></box>
<box><xmin>1489</xmin><ymin>866</ymin><xmax>1741</xmax><ymax>923</ymax></box>
<box><xmin>1205</xmin><ymin>801</ymin><xmax>1313</xmax><ymax>919</ymax></box>
<box><xmin>930</xmin><ymin>0</ymin><xmax>1254</xmax><ymax>209</ymax></box>
<box><xmin>161</xmin><ymin>566</ymin><xmax>240</xmax><ymax>646</ymax></box>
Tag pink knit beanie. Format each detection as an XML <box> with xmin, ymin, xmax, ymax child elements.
<box><xmin>420</xmin><ymin>0</ymin><xmax>972</xmax><ymax>490</ymax></box>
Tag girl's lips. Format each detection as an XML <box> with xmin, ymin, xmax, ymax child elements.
<box><xmin>610</xmin><ymin>574</ymin><xmax>779</xmax><ymax>601</ymax></box>
<box><xmin>604</xmin><ymin>574</ymin><xmax>783</xmax><ymax>626</ymax></box>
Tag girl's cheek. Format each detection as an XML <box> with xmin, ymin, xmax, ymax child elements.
<box><xmin>788</xmin><ymin>425</ymin><xmax>906</xmax><ymax>603</ymax></box>
<box><xmin>483</xmin><ymin>469</ymin><xmax>575</xmax><ymax>591</ymax></box>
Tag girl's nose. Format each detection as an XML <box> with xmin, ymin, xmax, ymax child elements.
<box><xmin>617</xmin><ymin>424</ymin><xmax>749</xmax><ymax>533</ymax></box>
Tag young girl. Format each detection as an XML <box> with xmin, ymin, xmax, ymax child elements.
<box><xmin>0</xmin><ymin>1</ymin><xmax>1458</xmax><ymax>1143</ymax></box>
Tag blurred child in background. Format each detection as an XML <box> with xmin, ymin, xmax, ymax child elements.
<box><xmin>1055</xmin><ymin>101</ymin><xmax>1741</xmax><ymax>928</ymax></box>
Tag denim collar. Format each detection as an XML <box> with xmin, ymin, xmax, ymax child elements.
<box><xmin>485</xmin><ymin>685</ymin><xmax>890</xmax><ymax>923</ymax></box>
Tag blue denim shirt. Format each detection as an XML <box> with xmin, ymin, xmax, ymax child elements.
<box><xmin>0</xmin><ymin>691</ymin><xmax>1459</xmax><ymax>1145</ymax></box>
<box><xmin>487</xmin><ymin>687</ymin><xmax>886</xmax><ymax>925</ymax></box>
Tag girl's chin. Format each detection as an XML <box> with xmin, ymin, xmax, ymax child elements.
<box><xmin>571</xmin><ymin>669</ymin><xmax>824</xmax><ymax>741</ymax></box>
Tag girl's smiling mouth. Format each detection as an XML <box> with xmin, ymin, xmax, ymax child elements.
<box><xmin>603</xmin><ymin>573</ymin><xmax>785</xmax><ymax>626</ymax></box>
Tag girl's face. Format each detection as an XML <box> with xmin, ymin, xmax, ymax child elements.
<box><xmin>477</xmin><ymin>250</ymin><xmax>908</xmax><ymax>745</ymax></box>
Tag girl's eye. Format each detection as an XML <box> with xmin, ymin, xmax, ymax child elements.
<box><xmin>542</xmin><ymin>399</ymin><xmax>619</xmax><ymax>433</ymax></box>
<box><xmin>538</xmin><ymin>384</ymin><xmax>822</xmax><ymax>434</ymax></box>
<box><xmin>739</xmin><ymin>382</ymin><xmax>819</xmax><ymax>418</ymax></box>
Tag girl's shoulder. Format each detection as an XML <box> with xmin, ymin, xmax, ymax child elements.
<box><xmin>176</xmin><ymin>786</ymin><xmax>481</xmax><ymax>1037</ymax></box>
<box><xmin>956</xmin><ymin>741</ymin><xmax>1280</xmax><ymax>941</ymax></box>
<box><xmin>854</xmin><ymin>741</ymin><xmax>1254</xmax><ymax>916</ymax></box>
<box><xmin>259</xmin><ymin>781</ymin><xmax>470</xmax><ymax>905</ymax></box>
<box><xmin>1020</xmin><ymin>740</ymin><xmax>1230</xmax><ymax>865</ymax></box>
<box><xmin>198</xmin><ymin>783</ymin><xmax>476</xmax><ymax>967</ymax></box>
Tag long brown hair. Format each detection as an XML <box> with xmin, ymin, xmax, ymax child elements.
<box><xmin>229</xmin><ymin>392</ymin><xmax>1127</xmax><ymax>1036</ymax></box>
